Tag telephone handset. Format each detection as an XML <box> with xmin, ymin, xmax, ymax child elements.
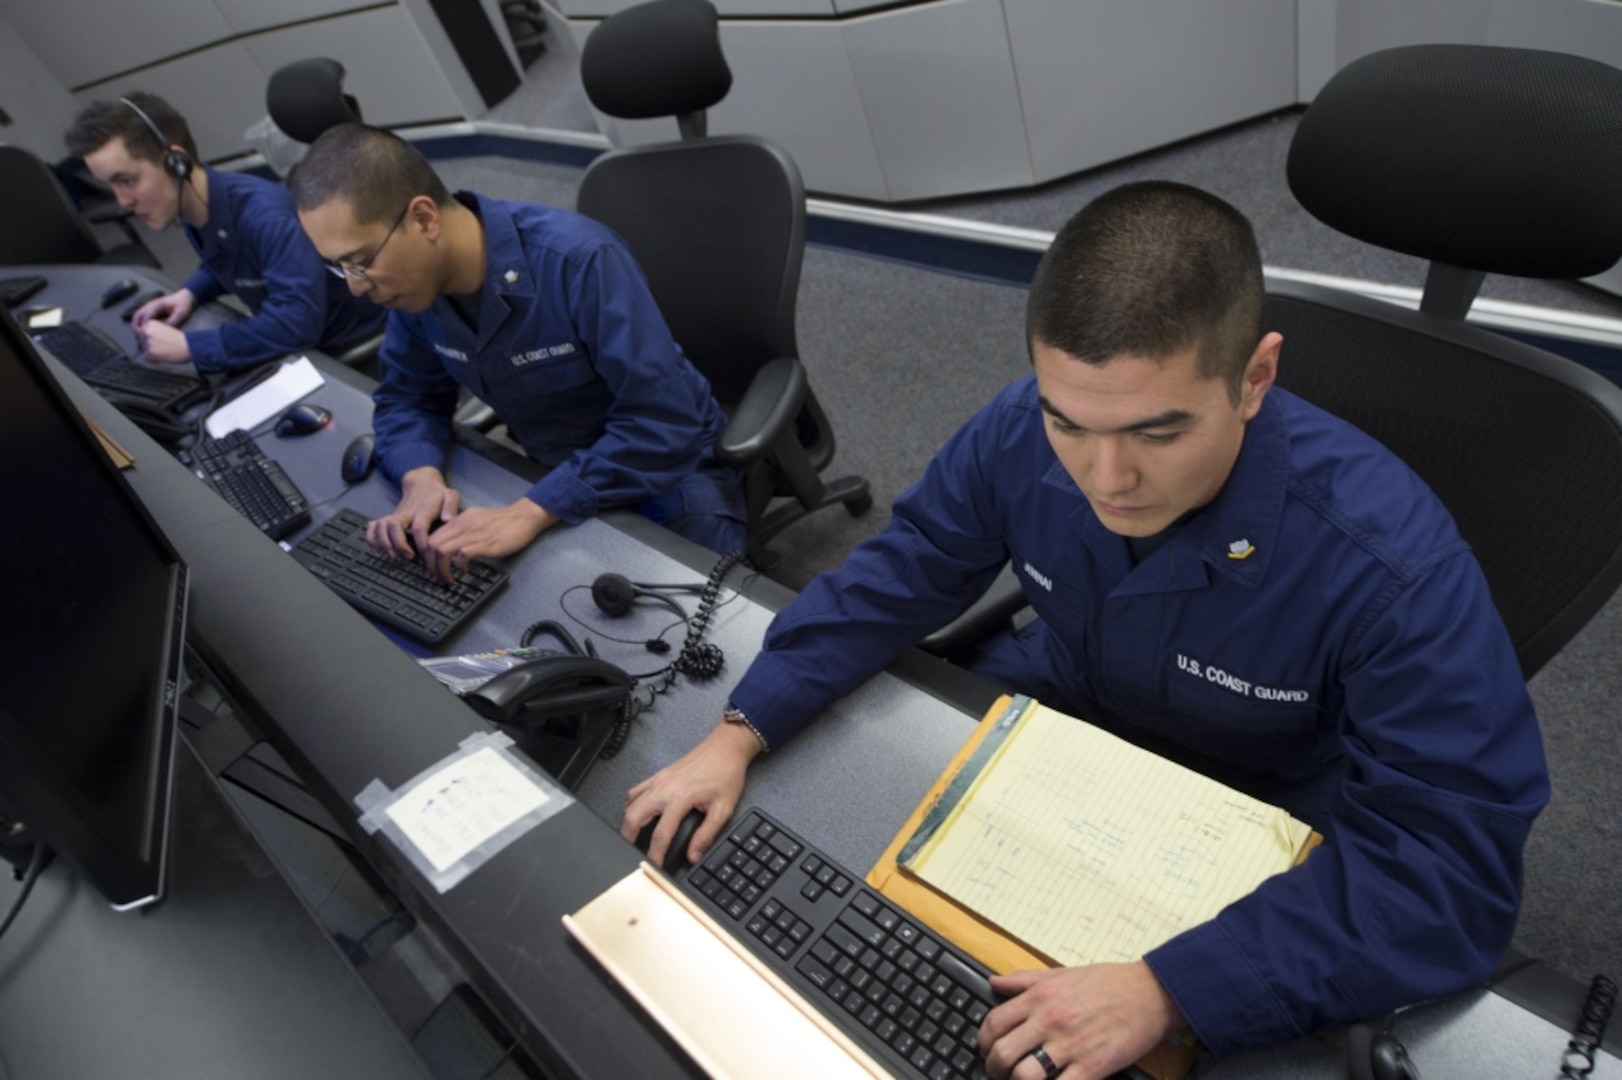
<box><xmin>460</xmin><ymin>653</ymin><xmax>635</xmax><ymax>790</ymax></box>
<box><xmin>100</xmin><ymin>391</ymin><xmax>197</xmax><ymax>447</ymax></box>
<box><xmin>463</xmin><ymin>654</ymin><xmax>634</xmax><ymax>726</ymax></box>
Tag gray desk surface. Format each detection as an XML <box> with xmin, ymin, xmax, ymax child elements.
<box><xmin>14</xmin><ymin>265</ymin><xmax>1619</xmax><ymax>1079</ymax></box>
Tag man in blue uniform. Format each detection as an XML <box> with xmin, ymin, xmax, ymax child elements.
<box><xmin>623</xmin><ymin>183</ymin><xmax>1549</xmax><ymax>1077</ymax></box>
<box><xmin>65</xmin><ymin>92</ymin><xmax>383</xmax><ymax>374</ymax></box>
<box><xmin>288</xmin><ymin>124</ymin><xmax>746</xmax><ymax>578</ymax></box>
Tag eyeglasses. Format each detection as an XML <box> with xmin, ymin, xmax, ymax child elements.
<box><xmin>324</xmin><ymin>203</ymin><xmax>409</xmax><ymax>283</ymax></box>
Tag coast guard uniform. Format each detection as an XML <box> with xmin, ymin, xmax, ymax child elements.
<box><xmin>371</xmin><ymin>192</ymin><xmax>745</xmax><ymax>554</ymax></box>
<box><xmin>730</xmin><ymin>376</ymin><xmax>1548</xmax><ymax>1056</ymax></box>
<box><xmin>181</xmin><ymin>166</ymin><xmax>382</xmax><ymax>373</ymax></box>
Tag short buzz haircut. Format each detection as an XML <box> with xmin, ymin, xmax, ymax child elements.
<box><xmin>65</xmin><ymin>91</ymin><xmax>199</xmax><ymax>164</ymax></box>
<box><xmin>287</xmin><ymin>123</ymin><xmax>450</xmax><ymax>224</ymax></box>
<box><xmin>1026</xmin><ymin>181</ymin><xmax>1264</xmax><ymax>403</ymax></box>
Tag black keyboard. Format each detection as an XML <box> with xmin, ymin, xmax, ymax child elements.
<box><xmin>289</xmin><ymin>508</ymin><xmax>508</xmax><ymax>644</ymax></box>
<box><xmin>682</xmin><ymin>808</ymin><xmax>1001</xmax><ymax>1080</ymax></box>
<box><xmin>0</xmin><ymin>274</ymin><xmax>47</xmax><ymax>308</ymax></box>
<box><xmin>180</xmin><ymin>429</ymin><xmax>311</xmax><ymax>540</ymax></box>
<box><xmin>31</xmin><ymin>320</ymin><xmax>205</xmax><ymax>409</ymax></box>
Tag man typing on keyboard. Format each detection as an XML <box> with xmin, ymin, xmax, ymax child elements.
<box><xmin>289</xmin><ymin>124</ymin><xmax>746</xmax><ymax>580</ymax></box>
<box><xmin>65</xmin><ymin>93</ymin><xmax>384</xmax><ymax>373</ymax></box>
<box><xmin>624</xmin><ymin>183</ymin><xmax>1548</xmax><ymax>1078</ymax></box>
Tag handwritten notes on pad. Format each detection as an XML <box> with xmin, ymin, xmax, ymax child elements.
<box><xmin>898</xmin><ymin>697</ymin><xmax>1314</xmax><ymax>966</ymax></box>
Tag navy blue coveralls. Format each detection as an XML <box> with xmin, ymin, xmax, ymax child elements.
<box><xmin>180</xmin><ymin>166</ymin><xmax>382</xmax><ymax>373</ymax></box>
<box><xmin>729</xmin><ymin>377</ymin><xmax>1549</xmax><ymax>1057</ymax></box>
<box><xmin>370</xmin><ymin>192</ymin><xmax>746</xmax><ymax>555</ymax></box>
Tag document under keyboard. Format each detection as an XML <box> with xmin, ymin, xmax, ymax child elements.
<box><xmin>180</xmin><ymin>429</ymin><xmax>311</xmax><ymax>540</ymax></box>
<box><xmin>289</xmin><ymin>507</ymin><xmax>508</xmax><ymax>644</ymax></box>
<box><xmin>682</xmin><ymin>808</ymin><xmax>1000</xmax><ymax>1080</ymax></box>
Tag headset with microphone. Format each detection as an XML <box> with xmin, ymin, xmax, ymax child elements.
<box><xmin>120</xmin><ymin>97</ymin><xmax>193</xmax><ymax>181</ymax></box>
<box><xmin>571</xmin><ymin>552</ymin><xmax>747</xmax><ymax>691</ymax></box>
<box><xmin>589</xmin><ymin>571</ymin><xmax>708</xmax><ymax>623</ymax></box>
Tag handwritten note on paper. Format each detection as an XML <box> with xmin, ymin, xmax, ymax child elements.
<box><xmin>901</xmin><ymin>700</ymin><xmax>1313</xmax><ymax>966</ymax></box>
<box><xmin>384</xmin><ymin>745</ymin><xmax>552</xmax><ymax>873</ymax></box>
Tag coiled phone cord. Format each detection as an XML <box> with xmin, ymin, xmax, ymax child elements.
<box><xmin>1559</xmin><ymin>973</ymin><xmax>1617</xmax><ymax>1079</ymax></box>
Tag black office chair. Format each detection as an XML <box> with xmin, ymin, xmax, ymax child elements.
<box><xmin>574</xmin><ymin>0</ymin><xmax>871</xmax><ymax>569</ymax></box>
<box><xmin>1268</xmin><ymin>44</ymin><xmax>1622</xmax><ymax>678</ymax></box>
<box><xmin>0</xmin><ymin>145</ymin><xmax>160</xmax><ymax>268</ymax></box>
<box><xmin>263</xmin><ymin>58</ymin><xmax>383</xmax><ymax>370</ymax></box>
<box><xmin>266</xmin><ymin>58</ymin><xmax>363</xmax><ymax>146</ymax></box>
<box><xmin>1286</xmin><ymin>44</ymin><xmax>1622</xmax><ymax>323</ymax></box>
<box><xmin>925</xmin><ymin>44</ymin><xmax>1622</xmax><ymax>673</ymax></box>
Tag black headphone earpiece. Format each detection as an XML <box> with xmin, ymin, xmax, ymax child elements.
<box><xmin>590</xmin><ymin>572</ymin><xmax>698</xmax><ymax>621</ymax></box>
<box><xmin>120</xmin><ymin>97</ymin><xmax>192</xmax><ymax>179</ymax></box>
<box><xmin>163</xmin><ymin>148</ymin><xmax>193</xmax><ymax>180</ymax></box>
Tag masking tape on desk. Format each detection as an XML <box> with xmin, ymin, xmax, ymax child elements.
<box><xmin>355</xmin><ymin>731</ymin><xmax>570</xmax><ymax>893</ymax></box>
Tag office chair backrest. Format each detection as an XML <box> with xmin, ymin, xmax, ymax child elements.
<box><xmin>576</xmin><ymin>137</ymin><xmax>804</xmax><ymax>408</ymax></box>
<box><xmin>1268</xmin><ymin>280</ymin><xmax>1622</xmax><ymax>680</ymax></box>
<box><xmin>579</xmin><ymin>0</ymin><xmax>730</xmax><ymax>140</ymax></box>
<box><xmin>267</xmin><ymin>58</ymin><xmax>363</xmax><ymax>145</ymax></box>
<box><xmin>1288</xmin><ymin>44</ymin><xmax>1622</xmax><ymax>319</ymax></box>
<box><xmin>0</xmin><ymin>145</ymin><xmax>113</xmax><ymax>265</ymax></box>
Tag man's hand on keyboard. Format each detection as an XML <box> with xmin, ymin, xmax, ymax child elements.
<box><xmin>135</xmin><ymin>318</ymin><xmax>191</xmax><ymax>363</ymax></box>
<box><xmin>416</xmin><ymin>497</ymin><xmax>557</xmax><ymax>583</ymax></box>
<box><xmin>979</xmin><ymin>961</ymin><xmax>1185</xmax><ymax>1080</ymax></box>
<box><xmin>368</xmin><ymin>466</ymin><xmax>460</xmax><ymax>561</ymax></box>
<box><xmin>131</xmin><ymin>287</ymin><xmax>194</xmax><ymax>332</ymax></box>
<box><xmin>621</xmin><ymin>718</ymin><xmax>763</xmax><ymax>869</ymax></box>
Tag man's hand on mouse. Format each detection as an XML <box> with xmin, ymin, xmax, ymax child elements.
<box><xmin>131</xmin><ymin>288</ymin><xmax>195</xmax><ymax>332</ymax></box>
<box><xmin>621</xmin><ymin>718</ymin><xmax>764</xmax><ymax>868</ymax></box>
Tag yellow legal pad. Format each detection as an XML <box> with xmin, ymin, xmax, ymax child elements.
<box><xmin>869</xmin><ymin>695</ymin><xmax>1321</xmax><ymax>1080</ymax></box>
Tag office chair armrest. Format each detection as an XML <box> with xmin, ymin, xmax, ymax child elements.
<box><xmin>716</xmin><ymin>355</ymin><xmax>808</xmax><ymax>467</ymax></box>
<box><xmin>85</xmin><ymin>204</ymin><xmax>141</xmax><ymax>241</ymax></box>
<box><xmin>85</xmin><ymin>203</ymin><xmax>160</xmax><ymax>260</ymax></box>
<box><xmin>84</xmin><ymin>205</ymin><xmax>133</xmax><ymax>225</ymax></box>
<box><xmin>917</xmin><ymin>563</ymin><xmax>1027</xmax><ymax>658</ymax></box>
<box><xmin>330</xmin><ymin>330</ymin><xmax>385</xmax><ymax>371</ymax></box>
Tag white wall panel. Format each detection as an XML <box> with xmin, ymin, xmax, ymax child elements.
<box><xmin>213</xmin><ymin>0</ymin><xmax>377</xmax><ymax>36</ymax></box>
<box><xmin>561</xmin><ymin>0</ymin><xmax>835</xmax><ymax>15</ymax></box>
<box><xmin>1007</xmin><ymin>0</ymin><xmax>1298</xmax><ymax>185</ymax></box>
<box><xmin>77</xmin><ymin>42</ymin><xmax>268</xmax><ymax>162</ymax></box>
<box><xmin>0</xmin><ymin>0</ymin><xmax>232</xmax><ymax>89</ymax></box>
<box><xmin>1331</xmin><ymin>0</ymin><xmax>1488</xmax><ymax>66</ymax></box>
<box><xmin>844</xmin><ymin>0</ymin><xmax>1033</xmax><ymax>200</ymax></box>
<box><xmin>0</xmin><ymin>6</ymin><xmax>83</xmax><ymax>161</ymax></box>
<box><xmin>1487</xmin><ymin>0</ymin><xmax>1622</xmax><ymax>69</ymax></box>
<box><xmin>244</xmin><ymin>7</ymin><xmax>465</xmax><ymax>133</ymax></box>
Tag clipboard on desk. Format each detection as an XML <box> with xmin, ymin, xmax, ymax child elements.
<box><xmin>866</xmin><ymin>695</ymin><xmax>1322</xmax><ymax>1080</ymax></box>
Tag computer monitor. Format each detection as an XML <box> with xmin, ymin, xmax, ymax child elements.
<box><xmin>0</xmin><ymin>308</ymin><xmax>188</xmax><ymax>910</ymax></box>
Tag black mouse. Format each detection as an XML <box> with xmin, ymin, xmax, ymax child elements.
<box><xmin>274</xmin><ymin>402</ymin><xmax>332</xmax><ymax>437</ymax></box>
<box><xmin>634</xmin><ymin>808</ymin><xmax>706</xmax><ymax>875</ymax></box>
<box><xmin>340</xmin><ymin>431</ymin><xmax>377</xmax><ymax>484</ymax></box>
<box><xmin>100</xmin><ymin>278</ymin><xmax>140</xmax><ymax>308</ymax></box>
